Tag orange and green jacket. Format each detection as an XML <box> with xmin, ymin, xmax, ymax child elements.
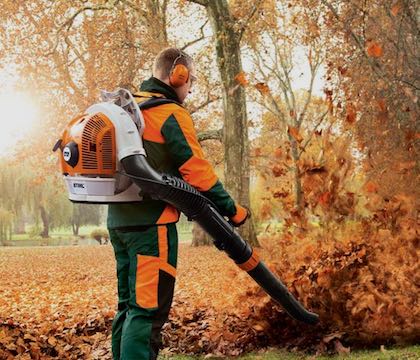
<box><xmin>107</xmin><ymin>77</ymin><xmax>237</xmax><ymax>229</ymax></box>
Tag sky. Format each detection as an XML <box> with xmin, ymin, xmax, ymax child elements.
<box><xmin>0</xmin><ymin>68</ymin><xmax>40</xmax><ymax>155</ymax></box>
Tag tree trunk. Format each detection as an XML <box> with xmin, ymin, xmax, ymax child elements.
<box><xmin>206</xmin><ymin>0</ymin><xmax>258</xmax><ymax>246</ymax></box>
<box><xmin>191</xmin><ymin>223</ymin><xmax>212</xmax><ymax>246</ymax></box>
<box><xmin>289</xmin><ymin>136</ymin><xmax>304</xmax><ymax>211</ymax></box>
<box><xmin>0</xmin><ymin>224</ymin><xmax>4</xmax><ymax>245</ymax></box>
<box><xmin>14</xmin><ymin>216</ymin><xmax>25</xmax><ymax>234</ymax></box>
<box><xmin>72</xmin><ymin>223</ymin><xmax>80</xmax><ymax>236</ymax></box>
<box><xmin>39</xmin><ymin>206</ymin><xmax>49</xmax><ymax>238</ymax></box>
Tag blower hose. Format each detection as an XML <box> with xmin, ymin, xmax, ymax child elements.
<box><xmin>122</xmin><ymin>154</ymin><xmax>319</xmax><ymax>325</ymax></box>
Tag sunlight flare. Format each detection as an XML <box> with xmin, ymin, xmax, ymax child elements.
<box><xmin>0</xmin><ymin>92</ymin><xmax>40</xmax><ymax>153</ymax></box>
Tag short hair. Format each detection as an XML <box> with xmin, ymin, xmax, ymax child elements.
<box><xmin>153</xmin><ymin>47</ymin><xmax>193</xmax><ymax>79</ymax></box>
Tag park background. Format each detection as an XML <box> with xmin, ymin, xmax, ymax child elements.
<box><xmin>0</xmin><ymin>0</ymin><xmax>418</xmax><ymax>359</ymax></box>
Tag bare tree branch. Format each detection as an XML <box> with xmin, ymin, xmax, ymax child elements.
<box><xmin>189</xmin><ymin>94</ymin><xmax>221</xmax><ymax>114</ymax></box>
<box><xmin>58</xmin><ymin>2</ymin><xmax>116</xmax><ymax>32</ymax></box>
<box><xmin>298</xmin><ymin>107</ymin><xmax>330</xmax><ymax>157</ymax></box>
<box><xmin>298</xmin><ymin>48</ymin><xmax>322</xmax><ymax>126</ymax></box>
<box><xmin>188</xmin><ymin>0</ymin><xmax>209</xmax><ymax>6</ymax></box>
<box><xmin>321</xmin><ymin>0</ymin><xmax>384</xmax><ymax>78</ymax></box>
<box><xmin>237</xmin><ymin>0</ymin><xmax>264</xmax><ymax>42</ymax></box>
<box><xmin>198</xmin><ymin>129</ymin><xmax>222</xmax><ymax>142</ymax></box>
<box><xmin>181</xmin><ymin>20</ymin><xmax>209</xmax><ymax>51</ymax></box>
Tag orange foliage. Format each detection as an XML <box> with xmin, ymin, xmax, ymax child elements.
<box><xmin>364</xmin><ymin>181</ymin><xmax>379</xmax><ymax>193</ymax></box>
<box><xmin>366</xmin><ymin>41</ymin><xmax>383</xmax><ymax>58</ymax></box>
<box><xmin>288</xmin><ymin>126</ymin><xmax>303</xmax><ymax>143</ymax></box>
<box><xmin>234</xmin><ymin>71</ymin><xmax>248</xmax><ymax>86</ymax></box>
<box><xmin>254</xmin><ymin>82</ymin><xmax>270</xmax><ymax>95</ymax></box>
<box><xmin>345</xmin><ymin>103</ymin><xmax>357</xmax><ymax>124</ymax></box>
<box><xmin>391</xmin><ymin>3</ymin><xmax>401</xmax><ymax>16</ymax></box>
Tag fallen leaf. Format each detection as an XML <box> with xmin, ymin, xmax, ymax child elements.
<box><xmin>396</xmin><ymin>161</ymin><xmax>416</xmax><ymax>172</ymax></box>
<box><xmin>364</xmin><ymin>181</ymin><xmax>379</xmax><ymax>193</ymax></box>
<box><xmin>391</xmin><ymin>3</ymin><xmax>401</xmax><ymax>16</ymax></box>
<box><xmin>272</xmin><ymin>165</ymin><xmax>286</xmax><ymax>177</ymax></box>
<box><xmin>319</xmin><ymin>191</ymin><xmax>331</xmax><ymax>206</ymax></box>
<box><xmin>346</xmin><ymin>103</ymin><xmax>357</xmax><ymax>123</ymax></box>
<box><xmin>334</xmin><ymin>339</ymin><xmax>350</xmax><ymax>354</ymax></box>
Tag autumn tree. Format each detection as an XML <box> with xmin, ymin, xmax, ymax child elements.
<box><xmin>316</xmin><ymin>0</ymin><xmax>419</xmax><ymax>198</ymax></box>
<box><xmin>0</xmin><ymin>1</ymin><xmax>172</xmax><ymax>234</ymax></box>
<box><xmin>71</xmin><ymin>204</ymin><xmax>103</xmax><ymax>236</ymax></box>
<box><xmin>186</xmin><ymin>0</ymin><xmax>267</xmax><ymax>245</ymax></box>
<box><xmin>246</xmin><ymin>1</ymin><xmax>332</xmax><ymax>214</ymax></box>
<box><xmin>0</xmin><ymin>208</ymin><xmax>13</xmax><ymax>244</ymax></box>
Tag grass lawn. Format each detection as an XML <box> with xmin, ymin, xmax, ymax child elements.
<box><xmin>160</xmin><ymin>345</ymin><xmax>420</xmax><ymax>359</ymax></box>
<box><xmin>10</xmin><ymin>224</ymin><xmax>193</xmax><ymax>244</ymax></box>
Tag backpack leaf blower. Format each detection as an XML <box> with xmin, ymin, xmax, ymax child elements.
<box><xmin>54</xmin><ymin>89</ymin><xmax>319</xmax><ymax>325</ymax></box>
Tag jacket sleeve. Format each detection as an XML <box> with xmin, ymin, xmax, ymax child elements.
<box><xmin>161</xmin><ymin>107</ymin><xmax>237</xmax><ymax>217</ymax></box>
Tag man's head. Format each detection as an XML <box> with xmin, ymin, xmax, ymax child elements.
<box><xmin>153</xmin><ymin>47</ymin><xmax>196</xmax><ymax>103</ymax></box>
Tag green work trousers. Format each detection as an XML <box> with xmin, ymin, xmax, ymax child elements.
<box><xmin>109</xmin><ymin>224</ymin><xmax>178</xmax><ymax>360</ymax></box>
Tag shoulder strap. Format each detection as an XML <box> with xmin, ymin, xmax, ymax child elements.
<box><xmin>138</xmin><ymin>97</ymin><xmax>182</xmax><ymax>110</ymax></box>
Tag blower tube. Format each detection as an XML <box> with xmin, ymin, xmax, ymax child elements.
<box><xmin>122</xmin><ymin>154</ymin><xmax>319</xmax><ymax>325</ymax></box>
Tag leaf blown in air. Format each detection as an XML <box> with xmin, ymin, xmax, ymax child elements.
<box><xmin>288</xmin><ymin>126</ymin><xmax>303</xmax><ymax>142</ymax></box>
<box><xmin>255</xmin><ymin>82</ymin><xmax>270</xmax><ymax>95</ymax></box>
<box><xmin>234</xmin><ymin>71</ymin><xmax>248</xmax><ymax>86</ymax></box>
<box><xmin>366</xmin><ymin>41</ymin><xmax>383</xmax><ymax>58</ymax></box>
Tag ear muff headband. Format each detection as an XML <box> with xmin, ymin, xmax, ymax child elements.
<box><xmin>169</xmin><ymin>53</ymin><xmax>189</xmax><ymax>88</ymax></box>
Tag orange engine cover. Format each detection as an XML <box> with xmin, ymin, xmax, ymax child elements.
<box><xmin>60</xmin><ymin>112</ymin><xmax>116</xmax><ymax>176</ymax></box>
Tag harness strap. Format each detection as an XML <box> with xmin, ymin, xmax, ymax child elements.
<box><xmin>138</xmin><ymin>97</ymin><xmax>181</xmax><ymax>110</ymax></box>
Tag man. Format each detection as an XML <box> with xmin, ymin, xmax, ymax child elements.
<box><xmin>108</xmin><ymin>47</ymin><xmax>249</xmax><ymax>360</ymax></box>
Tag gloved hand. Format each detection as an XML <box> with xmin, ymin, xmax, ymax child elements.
<box><xmin>229</xmin><ymin>204</ymin><xmax>251</xmax><ymax>227</ymax></box>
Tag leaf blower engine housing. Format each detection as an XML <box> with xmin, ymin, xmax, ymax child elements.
<box><xmin>56</xmin><ymin>89</ymin><xmax>148</xmax><ymax>203</ymax></box>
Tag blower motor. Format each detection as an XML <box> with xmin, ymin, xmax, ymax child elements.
<box><xmin>54</xmin><ymin>89</ymin><xmax>146</xmax><ymax>203</ymax></box>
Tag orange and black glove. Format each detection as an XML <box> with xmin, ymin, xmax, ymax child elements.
<box><xmin>229</xmin><ymin>204</ymin><xmax>251</xmax><ymax>227</ymax></box>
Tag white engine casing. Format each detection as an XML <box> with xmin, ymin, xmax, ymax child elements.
<box><xmin>63</xmin><ymin>91</ymin><xmax>148</xmax><ymax>203</ymax></box>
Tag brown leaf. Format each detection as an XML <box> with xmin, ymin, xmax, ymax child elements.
<box><xmin>272</xmin><ymin>165</ymin><xmax>286</xmax><ymax>177</ymax></box>
<box><xmin>366</xmin><ymin>41</ymin><xmax>383</xmax><ymax>57</ymax></box>
<box><xmin>346</xmin><ymin>103</ymin><xmax>357</xmax><ymax>123</ymax></box>
<box><xmin>234</xmin><ymin>71</ymin><xmax>248</xmax><ymax>86</ymax></box>
<box><xmin>47</xmin><ymin>336</ymin><xmax>57</xmax><ymax>347</ymax></box>
<box><xmin>319</xmin><ymin>191</ymin><xmax>331</xmax><ymax>206</ymax></box>
<box><xmin>364</xmin><ymin>181</ymin><xmax>379</xmax><ymax>193</ymax></box>
<box><xmin>288</xmin><ymin>126</ymin><xmax>303</xmax><ymax>143</ymax></box>
<box><xmin>396</xmin><ymin>161</ymin><xmax>416</xmax><ymax>172</ymax></box>
<box><xmin>252</xmin><ymin>324</ymin><xmax>264</xmax><ymax>332</ymax></box>
<box><xmin>391</xmin><ymin>3</ymin><xmax>401</xmax><ymax>16</ymax></box>
<box><xmin>334</xmin><ymin>339</ymin><xmax>350</xmax><ymax>354</ymax></box>
<box><xmin>322</xmin><ymin>331</ymin><xmax>344</xmax><ymax>344</ymax></box>
<box><xmin>377</xmin><ymin>99</ymin><xmax>387</xmax><ymax>112</ymax></box>
<box><xmin>255</xmin><ymin>82</ymin><xmax>270</xmax><ymax>95</ymax></box>
<box><xmin>273</xmin><ymin>190</ymin><xmax>289</xmax><ymax>199</ymax></box>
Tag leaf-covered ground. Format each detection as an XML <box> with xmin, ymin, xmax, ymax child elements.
<box><xmin>0</xmin><ymin>244</ymin><xmax>267</xmax><ymax>359</ymax></box>
<box><xmin>0</xmin><ymin>235</ymin><xmax>418</xmax><ymax>359</ymax></box>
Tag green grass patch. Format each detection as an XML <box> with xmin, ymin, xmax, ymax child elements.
<box><xmin>159</xmin><ymin>345</ymin><xmax>420</xmax><ymax>359</ymax></box>
<box><xmin>10</xmin><ymin>224</ymin><xmax>193</xmax><ymax>245</ymax></box>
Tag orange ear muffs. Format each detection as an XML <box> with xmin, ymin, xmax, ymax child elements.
<box><xmin>169</xmin><ymin>64</ymin><xmax>189</xmax><ymax>88</ymax></box>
